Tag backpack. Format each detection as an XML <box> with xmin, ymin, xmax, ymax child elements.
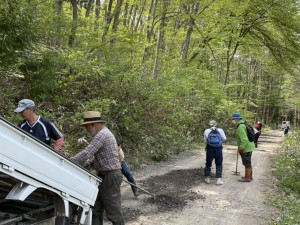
<box><xmin>237</xmin><ymin>122</ymin><xmax>255</xmax><ymax>142</ymax></box>
<box><xmin>207</xmin><ymin>128</ymin><xmax>222</xmax><ymax>147</ymax></box>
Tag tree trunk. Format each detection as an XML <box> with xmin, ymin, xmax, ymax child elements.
<box><xmin>180</xmin><ymin>17</ymin><xmax>194</xmax><ymax>61</ymax></box>
<box><xmin>153</xmin><ymin>29</ymin><xmax>162</xmax><ymax>80</ymax></box>
<box><xmin>224</xmin><ymin>35</ymin><xmax>239</xmax><ymax>85</ymax></box>
<box><xmin>112</xmin><ymin>0</ymin><xmax>124</xmax><ymax>32</ymax></box>
<box><xmin>130</xmin><ymin>4</ymin><xmax>138</xmax><ymax>31</ymax></box>
<box><xmin>69</xmin><ymin>0</ymin><xmax>78</xmax><ymax>47</ymax></box>
<box><xmin>141</xmin><ymin>0</ymin><xmax>157</xmax><ymax>79</ymax></box>
<box><xmin>180</xmin><ymin>3</ymin><xmax>199</xmax><ymax>61</ymax></box>
<box><xmin>102</xmin><ymin>0</ymin><xmax>114</xmax><ymax>42</ymax></box>
<box><xmin>153</xmin><ymin>0</ymin><xmax>168</xmax><ymax>80</ymax></box>
<box><xmin>123</xmin><ymin>2</ymin><xmax>129</xmax><ymax>26</ymax></box>
<box><xmin>95</xmin><ymin>0</ymin><xmax>101</xmax><ymax>19</ymax></box>
<box><xmin>52</xmin><ymin>0</ymin><xmax>63</xmax><ymax>46</ymax></box>
<box><xmin>134</xmin><ymin>0</ymin><xmax>146</xmax><ymax>31</ymax></box>
<box><xmin>85</xmin><ymin>0</ymin><xmax>94</xmax><ymax>17</ymax></box>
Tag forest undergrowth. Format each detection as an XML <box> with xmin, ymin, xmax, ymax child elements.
<box><xmin>272</xmin><ymin>130</ymin><xmax>300</xmax><ymax>224</ymax></box>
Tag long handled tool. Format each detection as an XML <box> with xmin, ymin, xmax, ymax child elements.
<box><xmin>232</xmin><ymin>151</ymin><xmax>240</xmax><ymax>175</ymax></box>
<box><xmin>123</xmin><ymin>179</ymin><xmax>156</xmax><ymax>198</ymax></box>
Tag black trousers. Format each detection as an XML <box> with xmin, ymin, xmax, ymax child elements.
<box><xmin>254</xmin><ymin>132</ymin><xmax>260</xmax><ymax>145</ymax></box>
<box><xmin>241</xmin><ymin>152</ymin><xmax>252</xmax><ymax>168</ymax></box>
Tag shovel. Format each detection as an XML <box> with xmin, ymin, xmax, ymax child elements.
<box><xmin>232</xmin><ymin>151</ymin><xmax>240</xmax><ymax>175</ymax></box>
<box><xmin>123</xmin><ymin>179</ymin><xmax>156</xmax><ymax>199</ymax></box>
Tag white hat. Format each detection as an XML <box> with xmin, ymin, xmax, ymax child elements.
<box><xmin>209</xmin><ymin>120</ymin><xmax>217</xmax><ymax>126</ymax></box>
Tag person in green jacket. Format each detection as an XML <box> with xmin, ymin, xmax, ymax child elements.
<box><xmin>231</xmin><ymin>113</ymin><xmax>256</xmax><ymax>182</ymax></box>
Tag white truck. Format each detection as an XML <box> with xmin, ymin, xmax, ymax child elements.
<box><xmin>0</xmin><ymin>116</ymin><xmax>101</xmax><ymax>225</ymax></box>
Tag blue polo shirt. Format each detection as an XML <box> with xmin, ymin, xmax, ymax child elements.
<box><xmin>18</xmin><ymin>116</ymin><xmax>63</xmax><ymax>145</ymax></box>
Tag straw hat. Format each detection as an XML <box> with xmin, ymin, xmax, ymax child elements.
<box><xmin>80</xmin><ymin>111</ymin><xmax>106</xmax><ymax>125</ymax></box>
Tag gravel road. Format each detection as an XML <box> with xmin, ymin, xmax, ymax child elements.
<box><xmin>107</xmin><ymin>130</ymin><xmax>283</xmax><ymax>225</ymax></box>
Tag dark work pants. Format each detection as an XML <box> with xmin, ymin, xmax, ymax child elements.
<box><xmin>241</xmin><ymin>151</ymin><xmax>252</xmax><ymax>168</ymax></box>
<box><xmin>93</xmin><ymin>170</ymin><xmax>124</xmax><ymax>224</ymax></box>
<box><xmin>204</xmin><ymin>146</ymin><xmax>223</xmax><ymax>178</ymax></box>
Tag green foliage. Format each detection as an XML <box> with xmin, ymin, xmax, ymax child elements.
<box><xmin>17</xmin><ymin>51</ymin><xmax>61</xmax><ymax>99</ymax></box>
<box><xmin>0</xmin><ymin>0</ymin><xmax>37</xmax><ymax>67</ymax></box>
<box><xmin>0</xmin><ymin>0</ymin><xmax>299</xmax><ymax>167</ymax></box>
<box><xmin>272</xmin><ymin>130</ymin><xmax>300</xmax><ymax>224</ymax></box>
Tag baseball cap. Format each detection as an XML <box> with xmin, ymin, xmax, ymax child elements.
<box><xmin>14</xmin><ymin>99</ymin><xmax>35</xmax><ymax>113</ymax></box>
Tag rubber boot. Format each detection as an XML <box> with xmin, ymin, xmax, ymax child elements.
<box><xmin>250</xmin><ymin>167</ymin><xmax>253</xmax><ymax>180</ymax></box>
<box><xmin>92</xmin><ymin>213</ymin><xmax>104</xmax><ymax>225</ymax></box>
<box><xmin>238</xmin><ymin>168</ymin><xmax>251</xmax><ymax>182</ymax></box>
<box><xmin>131</xmin><ymin>181</ymin><xmax>139</xmax><ymax>197</ymax></box>
<box><xmin>241</xmin><ymin>168</ymin><xmax>246</xmax><ymax>179</ymax></box>
<box><xmin>242</xmin><ymin>167</ymin><xmax>253</xmax><ymax>180</ymax></box>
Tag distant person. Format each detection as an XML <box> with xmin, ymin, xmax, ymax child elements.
<box><xmin>203</xmin><ymin>120</ymin><xmax>227</xmax><ymax>185</ymax></box>
<box><xmin>71</xmin><ymin>111</ymin><xmax>124</xmax><ymax>225</ymax></box>
<box><xmin>119</xmin><ymin>147</ymin><xmax>139</xmax><ymax>197</ymax></box>
<box><xmin>254</xmin><ymin>121</ymin><xmax>263</xmax><ymax>147</ymax></box>
<box><xmin>231</xmin><ymin>113</ymin><xmax>256</xmax><ymax>182</ymax></box>
<box><xmin>284</xmin><ymin>124</ymin><xmax>290</xmax><ymax>135</ymax></box>
<box><xmin>14</xmin><ymin>99</ymin><xmax>64</xmax><ymax>151</ymax></box>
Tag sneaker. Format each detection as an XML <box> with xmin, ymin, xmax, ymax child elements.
<box><xmin>216</xmin><ymin>178</ymin><xmax>224</xmax><ymax>185</ymax></box>
<box><xmin>204</xmin><ymin>177</ymin><xmax>211</xmax><ymax>184</ymax></box>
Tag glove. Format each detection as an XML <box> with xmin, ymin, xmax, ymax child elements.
<box><xmin>82</xmin><ymin>158</ymin><xmax>94</xmax><ymax>170</ymax></box>
<box><xmin>238</xmin><ymin>149</ymin><xmax>243</xmax><ymax>155</ymax></box>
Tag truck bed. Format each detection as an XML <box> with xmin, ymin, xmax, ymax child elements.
<box><xmin>0</xmin><ymin>117</ymin><xmax>101</xmax><ymax>224</ymax></box>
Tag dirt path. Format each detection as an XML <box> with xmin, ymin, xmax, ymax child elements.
<box><xmin>115</xmin><ymin>130</ymin><xmax>283</xmax><ymax>225</ymax></box>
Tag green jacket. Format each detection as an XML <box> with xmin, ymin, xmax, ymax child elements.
<box><xmin>235</xmin><ymin>120</ymin><xmax>256</xmax><ymax>152</ymax></box>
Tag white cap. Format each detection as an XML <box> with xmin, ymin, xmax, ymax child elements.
<box><xmin>209</xmin><ymin>120</ymin><xmax>217</xmax><ymax>126</ymax></box>
<box><xmin>14</xmin><ymin>99</ymin><xmax>35</xmax><ymax>113</ymax></box>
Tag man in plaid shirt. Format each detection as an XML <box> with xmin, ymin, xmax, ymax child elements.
<box><xmin>71</xmin><ymin>111</ymin><xmax>124</xmax><ymax>225</ymax></box>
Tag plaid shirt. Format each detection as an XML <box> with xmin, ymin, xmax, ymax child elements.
<box><xmin>72</xmin><ymin>126</ymin><xmax>121</xmax><ymax>172</ymax></box>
